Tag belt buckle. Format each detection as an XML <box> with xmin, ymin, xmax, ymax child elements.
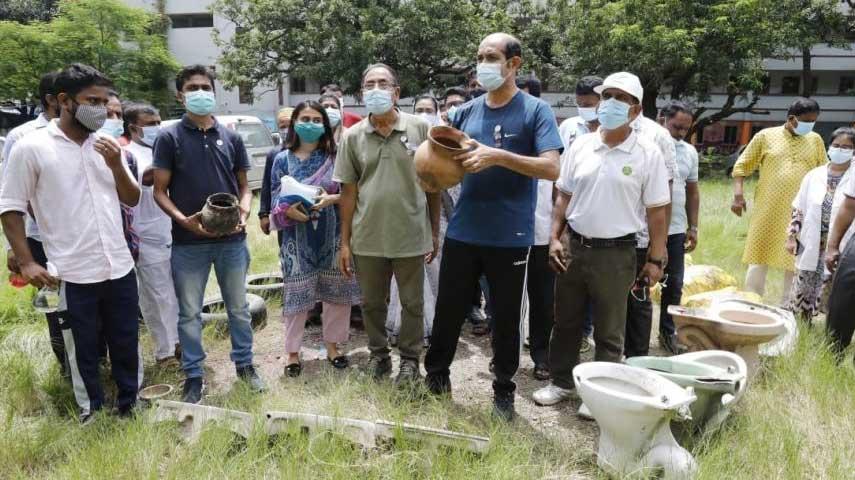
<box><xmin>580</xmin><ymin>234</ymin><xmax>592</xmax><ymax>248</ymax></box>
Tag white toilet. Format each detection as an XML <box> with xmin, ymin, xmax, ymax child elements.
<box><xmin>626</xmin><ymin>350</ymin><xmax>747</xmax><ymax>434</ymax></box>
<box><xmin>573</xmin><ymin>362</ymin><xmax>698</xmax><ymax>480</ymax></box>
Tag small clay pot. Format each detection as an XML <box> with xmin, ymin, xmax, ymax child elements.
<box><xmin>200</xmin><ymin>193</ymin><xmax>240</xmax><ymax>235</ymax></box>
<box><xmin>414</xmin><ymin>126</ymin><xmax>470</xmax><ymax>192</ymax></box>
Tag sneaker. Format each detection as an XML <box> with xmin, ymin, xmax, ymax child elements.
<box><xmin>533</xmin><ymin>383</ymin><xmax>573</xmax><ymax>406</ymax></box>
<box><xmin>659</xmin><ymin>331</ymin><xmax>679</xmax><ymax>355</ymax></box>
<box><xmin>580</xmin><ymin>335</ymin><xmax>594</xmax><ymax>354</ymax></box>
<box><xmin>468</xmin><ymin>305</ymin><xmax>487</xmax><ymax>323</ymax></box>
<box><xmin>236</xmin><ymin>365</ymin><xmax>267</xmax><ymax>393</ymax></box>
<box><xmin>182</xmin><ymin>377</ymin><xmax>204</xmax><ymax>404</ymax></box>
<box><xmin>112</xmin><ymin>405</ymin><xmax>137</xmax><ymax>419</ymax></box>
<box><xmin>492</xmin><ymin>393</ymin><xmax>516</xmax><ymax>422</ymax></box>
<box><xmin>79</xmin><ymin>411</ymin><xmax>96</xmax><ymax>426</ymax></box>
<box><xmin>395</xmin><ymin>359</ymin><xmax>421</xmax><ymax>386</ymax></box>
<box><xmin>156</xmin><ymin>356</ymin><xmax>181</xmax><ymax>370</ymax></box>
<box><xmin>533</xmin><ymin>363</ymin><xmax>550</xmax><ymax>381</ymax></box>
<box><xmin>425</xmin><ymin>374</ymin><xmax>451</xmax><ymax>397</ymax></box>
<box><xmin>366</xmin><ymin>355</ymin><xmax>392</xmax><ymax>380</ymax></box>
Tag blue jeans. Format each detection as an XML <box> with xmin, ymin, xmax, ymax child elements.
<box><xmin>172</xmin><ymin>240</ymin><xmax>253</xmax><ymax>378</ymax></box>
<box><xmin>659</xmin><ymin>233</ymin><xmax>687</xmax><ymax>336</ymax></box>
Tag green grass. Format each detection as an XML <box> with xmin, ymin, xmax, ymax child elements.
<box><xmin>0</xmin><ymin>184</ymin><xmax>852</xmax><ymax>479</ymax></box>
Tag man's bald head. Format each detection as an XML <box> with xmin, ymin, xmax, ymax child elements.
<box><xmin>479</xmin><ymin>33</ymin><xmax>522</xmax><ymax>60</ymax></box>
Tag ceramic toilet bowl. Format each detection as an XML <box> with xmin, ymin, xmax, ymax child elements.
<box><xmin>625</xmin><ymin>351</ymin><xmax>747</xmax><ymax>433</ymax></box>
<box><xmin>573</xmin><ymin>362</ymin><xmax>698</xmax><ymax>480</ymax></box>
<box><xmin>669</xmin><ymin>299</ymin><xmax>787</xmax><ymax>375</ymax></box>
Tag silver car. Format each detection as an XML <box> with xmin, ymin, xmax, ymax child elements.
<box><xmin>161</xmin><ymin>115</ymin><xmax>275</xmax><ymax>191</ymax></box>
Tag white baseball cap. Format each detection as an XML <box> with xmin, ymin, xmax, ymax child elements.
<box><xmin>594</xmin><ymin>72</ymin><xmax>644</xmax><ymax>103</ymax></box>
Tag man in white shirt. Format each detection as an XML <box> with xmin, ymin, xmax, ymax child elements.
<box><xmin>0</xmin><ymin>64</ymin><xmax>141</xmax><ymax>423</ymax></box>
<box><xmin>123</xmin><ymin>102</ymin><xmax>180</xmax><ymax>367</ymax></box>
<box><xmin>657</xmin><ymin>101</ymin><xmax>700</xmax><ymax>354</ymax></box>
<box><xmin>533</xmin><ymin>72</ymin><xmax>670</xmax><ymax>406</ymax></box>
<box><xmin>1</xmin><ymin>71</ymin><xmax>69</xmax><ymax>373</ymax></box>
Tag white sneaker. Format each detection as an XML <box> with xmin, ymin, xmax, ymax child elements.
<box><xmin>533</xmin><ymin>384</ymin><xmax>573</xmax><ymax>406</ymax></box>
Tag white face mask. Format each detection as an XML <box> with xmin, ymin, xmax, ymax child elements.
<box><xmin>418</xmin><ymin>112</ymin><xmax>440</xmax><ymax>126</ymax></box>
<box><xmin>578</xmin><ymin>107</ymin><xmax>598</xmax><ymax>122</ymax></box>
<box><xmin>828</xmin><ymin>146</ymin><xmax>854</xmax><ymax>165</ymax></box>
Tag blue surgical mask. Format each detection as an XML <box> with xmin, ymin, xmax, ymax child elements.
<box><xmin>597</xmin><ymin>98</ymin><xmax>631</xmax><ymax>130</ymax></box>
<box><xmin>97</xmin><ymin>118</ymin><xmax>124</xmax><ymax>138</ymax></box>
<box><xmin>140</xmin><ymin>125</ymin><xmax>161</xmax><ymax>147</ymax></box>
<box><xmin>578</xmin><ymin>107</ymin><xmax>598</xmax><ymax>122</ymax></box>
<box><xmin>294</xmin><ymin>122</ymin><xmax>325</xmax><ymax>143</ymax></box>
<box><xmin>326</xmin><ymin>108</ymin><xmax>342</xmax><ymax>128</ymax></box>
<box><xmin>793</xmin><ymin>119</ymin><xmax>815</xmax><ymax>136</ymax></box>
<box><xmin>476</xmin><ymin>62</ymin><xmax>506</xmax><ymax>92</ymax></box>
<box><xmin>184</xmin><ymin>90</ymin><xmax>216</xmax><ymax>116</ymax></box>
<box><xmin>447</xmin><ymin>105</ymin><xmax>459</xmax><ymax>124</ymax></box>
<box><xmin>828</xmin><ymin>146</ymin><xmax>853</xmax><ymax>165</ymax></box>
<box><xmin>364</xmin><ymin>88</ymin><xmax>394</xmax><ymax>115</ymax></box>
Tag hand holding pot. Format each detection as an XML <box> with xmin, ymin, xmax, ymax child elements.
<box><xmin>181</xmin><ymin>212</ymin><xmax>219</xmax><ymax>238</ymax></box>
<box><xmin>454</xmin><ymin>139</ymin><xmax>504</xmax><ymax>174</ymax></box>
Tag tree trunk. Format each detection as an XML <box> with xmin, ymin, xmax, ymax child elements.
<box><xmin>801</xmin><ymin>46</ymin><xmax>812</xmax><ymax>97</ymax></box>
<box><xmin>642</xmin><ymin>85</ymin><xmax>659</xmax><ymax>119</ymax></box>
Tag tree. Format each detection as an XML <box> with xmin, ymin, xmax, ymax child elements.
<box><xmin>770</xmin><ymin>0</ymin><xmax>850</xmax><ymax>98</ymax></box>
<box><xmin>0</xmin><ymin>0</ymin><xmax>178</xmax><ymax>111</ymax></box>
<box><xmin>0</xmin><ymin>0</ymin><xmax>58</xmax><ymax>23</ymax></box>
<box><xmin>213</xmin><ymin>0</ymin><xmax>489</xmax><ymax>97</ymax></box>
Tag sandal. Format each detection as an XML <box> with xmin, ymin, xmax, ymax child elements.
<box><xmin>284</xmin><ymin>362</ymin><xmax>302</xmax><ymax>377</ymax></box>
<box><xmin>327</xmin><ymin>355</ymin><xmax>349</xmax><ymax>369</ymax></box>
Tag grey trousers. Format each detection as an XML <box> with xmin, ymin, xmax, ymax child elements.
<box><xmin>353</xmin><ymin>255</ymin><xmax>425</xmax><ymax>361</ymax></box>
<box><xmin>549</xmin><ymin>237</ymin><xmax>637</xmax><ymax>389</ymax></box>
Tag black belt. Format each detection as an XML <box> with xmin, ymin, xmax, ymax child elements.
<box><xmin>569</xmin><ymin>230</ymin><xmax>637</xmax><ymax>248</ymax></box>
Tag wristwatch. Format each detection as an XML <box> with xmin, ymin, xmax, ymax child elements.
<box><xmin>688</xmin><ymin>225</ymin><xmax>698</xmax><ymax>232</ymax></box>
<box><xmin>647</xmin><ymin>256</ymin><xmax>667</xmax><ymax>269</ymax></box>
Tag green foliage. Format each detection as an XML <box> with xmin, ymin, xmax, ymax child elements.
<box><xmin>0</xmin><ymin>0</ymin><xmax>179</xmax><ymax>111</ymax></box>
<box><xmin>0</xmin><ymin>0</ymin><xmax>57</xmax><ymax>23</ymax></box>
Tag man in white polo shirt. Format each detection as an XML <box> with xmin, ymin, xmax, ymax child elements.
<box><xmin>0</xmin><ymin>64</ymin><xmax>141</xmax><ymax>423</ymax></box>
<box><xmin>533</xmin><ymin>71</ymin><xmax>670</xmax><ymax>406</ymax></box>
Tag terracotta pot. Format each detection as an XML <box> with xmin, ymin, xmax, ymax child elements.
<box><xmin>414</xmin><ymin>125</ymin><xmax>470</xmax><ymax>192</ymax></box>
<box><xmin>200</xmin><ymin>192</ymin><xmax>240</xmax><ymax>235</ymax></box>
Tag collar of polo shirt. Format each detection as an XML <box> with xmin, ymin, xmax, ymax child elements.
<box><xmin>181</xmin><ymin>114</ymin><xmax>220</xmax><ymax>131</ymax></box>
<box><xmin>594</xmin><ymin>128</ymin><xmax>638</xmax><ymax>153</ymax></box>
<box><xmin>365</xmin><ymin>108</ymin><xmax>406</xmax><ymax>134</ymax></box>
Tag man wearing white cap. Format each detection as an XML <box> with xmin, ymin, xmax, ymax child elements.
<box><xmin>533</xmin><ymin>71</ymin><xmax>670</xmax><ymax>406</ymax></box>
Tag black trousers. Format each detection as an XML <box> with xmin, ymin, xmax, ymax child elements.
<box><xmin>659</xmin><ymin>233</ymin><xmax>687</xmax><ymax>337</ymax></box>
<box><xmin>624</xmin><ymin>248</ymin><xmax>652</xmax><ymax>358</ymax></box>
<box><xmin>527</xmin><ymin>245</ymin><xmax>555</xmax><ymax>365</ymax></box>
<box><xmin>27</xmin><ymin>238</ymin><xmax>67</xmax><ymax>372</ymax></box>
<box><xmin>827</xmin><ymin>238</ymin><xmax>855</xmax><ymax>361</ymax></box>
<box><xmin>61</xmin><ymin>271</ymin><xmax>140</xmax><ymax>414</ymax></box>
<box><xmin>425</xmin><ymin>238</ymin><xmax>529</xmax><ymax>396</ymax></box>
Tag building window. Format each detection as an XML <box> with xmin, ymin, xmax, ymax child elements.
<box><xmin>724</xmin><ymin>126</ymin><xmax>739</xmax><ymax>145</ymax></box>
<box><xmin>290</xmin><ymin>76</ymin><xmax>306</xmax><ymax>93</ymax></box>
<box><xmin>781</xmin><ymin>76</ymin><xmax>800</xmax><ymax>95</ymax></box>
<box><xmin>760</xmin><ymin>75</ymin><xmax>771</xmax><ymax>95</ymax></box>
<box><xmin>840</xmin><ymin>76</ymin><xmax>855</xmax><ymax>95</ymax></box>
<box><xmin>169</xmin><ymin>14</ymin><xmax>214</xmax><ymax>29</ymax></box>
<box><xmin>238</xmin><ymin>82</ymin><xmax>254</xmax><ymax>105</ymax></box>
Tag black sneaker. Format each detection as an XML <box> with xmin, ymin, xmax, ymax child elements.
<box><xmin>236</xmin><ymin>365</ymin><xmax>267</xmax><ymax>393</ymax></box>
<box><xmin>395</xmin><ymin>359</ymin><xmax>421</xmax><ymax>387</ymax></box>
<box><xmin>425</xmin><ymin>374</ymin><xmax>451</xmax><ymax>397</ymax></box>
<box><xmin>366</xmin><ymin>355</ymin><xmax>392</xmax><ymax>380</ymax></box>
<box><xmin>533</xmin><ymin>363</ymin><xmax>551</xmax><ymax>381</ymax></box>
<box><xmin>182</xmin><ymin>376</ymin><xmax>204</xmax><ymax>404</ymax></box>
<box><xmin>659</xmin><ymin>332</ymin><xmax>679</xmax><ymax>355</ymax></box>
<box><xmin>79</xmin><ymin>411</ymin><xmax>96</xmax><ymax>426</ymax></box>
<box><xmin>492</xmin><ymin>393</ymin><xmax>516</xmax><ymax>422</ymax></box>
<box><xmin>112</xmin><ymin>405</ymin><xmax>137</xmax><ymax>419</ymax></box>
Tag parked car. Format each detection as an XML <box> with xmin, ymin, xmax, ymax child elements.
<box><xmin>161</xmin><ymin>115</ymin><xmax>276</xmax><ymax>191</ymax></box>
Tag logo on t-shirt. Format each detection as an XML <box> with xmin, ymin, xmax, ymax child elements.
<box><xmin>622</xmin><ymin>165</ymin><xmax>633</xmax><ymax>176</ymax></box>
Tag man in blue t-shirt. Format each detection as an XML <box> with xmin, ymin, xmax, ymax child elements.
<box><xmin>424</xmin><ymin>33</ymin><xmax>563</xmax><ymax>421</ymax></box>
<box><xmin>152</xmin><ymin>64</ymin><xmax>266</xmax><ymax>403</ymax></box>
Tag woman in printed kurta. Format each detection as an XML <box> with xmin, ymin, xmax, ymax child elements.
<box><xmin>732</xmin><ymin>99</ymin><xmax>827</xmax><ymax>299</ymax></box>
<box><xmin>270</xmin><ymin>101</ymin><xmax>361</xmax><ymax>377</ymax></box>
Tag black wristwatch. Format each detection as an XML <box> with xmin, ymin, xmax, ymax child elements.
<box><xmin>647</xmin><ymin>257</ymin><xmax>667</xmax><ymax>269</ymax></box>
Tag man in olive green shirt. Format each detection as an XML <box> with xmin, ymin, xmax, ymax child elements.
<box><xmin>333</xmin><ymin>63</ymin><xmax>441</xmax><ymax>385</ymax></box>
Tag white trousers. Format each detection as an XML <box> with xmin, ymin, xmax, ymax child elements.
<box><xmin>744</xmin><ymin>264</ymin><xmax>795</xmax><ymax>305</ymax></box>
<box><xmin>137</xmin><ymin>259</ymin><xmax>180</xmax><ymax>360</ymax></box>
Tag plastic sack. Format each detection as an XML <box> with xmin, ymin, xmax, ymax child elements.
<box><xmin>270</xmin><ymin>175</ymin><xmax>322</xmax><ymax>231</ymax></box>
<box><xmin>682</xmin><ymin>287</ymin><xmax>762</xmax><ymax>308</ymax></box>
<box><xmin>651</xmin><ymin>264</ymin><xmax>736</xmax><ymax>303</ymax></box>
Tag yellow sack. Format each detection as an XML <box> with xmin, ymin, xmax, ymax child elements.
<box><xmin>651</xmin><ymin>264</ymin><xmax>736</xmax><ymax>303</ymax></box>
<box><xmin>684</xmin><ymin>253</ymin><xmax>694</xmax><ymax>266</ymax></box>
<box><xmin>682</xmin><ymin>287</ymin><xmax>763</xmax><ymax>308</ymax></box>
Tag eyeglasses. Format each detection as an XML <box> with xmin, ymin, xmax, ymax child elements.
<box><xmin>362</xmin><ymin>80</ymin><xmax>396</xmax><ymax>91</ymax></box>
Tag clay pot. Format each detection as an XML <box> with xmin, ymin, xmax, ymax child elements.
<box><xmin>414</xmin><ymin>126</ymin><xmax>470</xmax><ymax>192</ymax></box>
<box><xmin>200</xmin><ymin>192</ymin><xmax>240</xmax><ymax>235</ymax></box>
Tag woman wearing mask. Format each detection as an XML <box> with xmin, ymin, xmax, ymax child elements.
<box><xmin>413</xmin><ymin>94</ymin><xmax>440</xmax><ymax>126</ymax></box>
<box><xmin>269</xmin><ymin>101</ymin><xmax>361</xmax><ymax>377</ymax></box>
<box><xmin>787</xmin><ymin>127</ymin><xmax>855</xmax><ymax>325</ymax></box>
<box><xmin>319</xmin><ymin>94</ymin><xmax>345</xmax><ymax>144</ymax></box>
